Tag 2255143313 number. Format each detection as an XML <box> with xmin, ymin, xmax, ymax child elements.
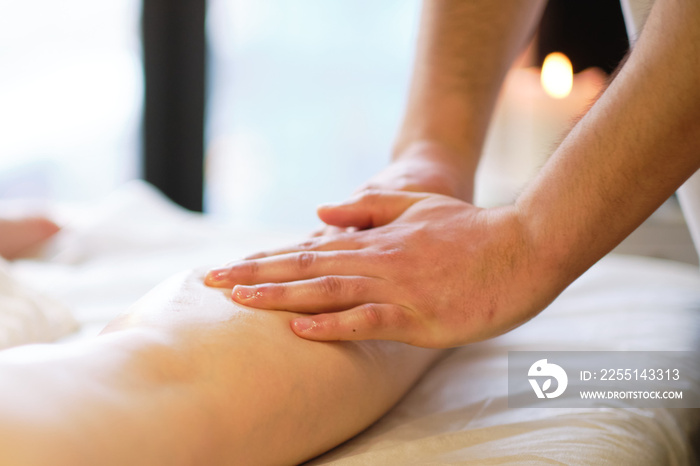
<box><xmin>599</xmin><ymin>368</ymin><xmax>680</xmax><ymax>381</ymax></box>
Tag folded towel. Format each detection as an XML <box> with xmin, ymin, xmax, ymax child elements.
<box><xmin>0</xmin><ymin>258</ymin><xmax>77</xmax><ymax>349</ymax></box>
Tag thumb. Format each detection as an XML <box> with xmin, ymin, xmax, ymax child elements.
<box><xmin>289</xmin><ymin>303</ymin><xmax>417</xmax><ymax>344</ymax></box>
<box><xmin>316</xmin><ymin>190</ymin><xmax>426</xmax><ymax>229</ymax></box>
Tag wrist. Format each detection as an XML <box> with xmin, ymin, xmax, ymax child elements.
<box><xmin>474</xmin><ymin>204</ymin><xmax>568</xmax><ymax>336</ymax></box>
<box><xmin>389</xmin><ymin>140</ymin><xmax>477</xmax><ymax>201</ymax></box>
<box><xmin>392</xmin><ymin>139</ymin><xmax>478</xmax><ymax>173</ymax></box>
<box><xmin>394</xmin><ymin>97</ymin><xmax>490</xmax><ymax>168</ymax></box>
<box><xmin>511</xmin><ymin>198</ymin><xmax>581</xmax><ymax>309</ymax></box>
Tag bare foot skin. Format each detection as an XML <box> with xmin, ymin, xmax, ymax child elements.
<box><xmin>0</xmin><ymin>217</ymin><xmax>60</xmax><ymax>260</ymax></box>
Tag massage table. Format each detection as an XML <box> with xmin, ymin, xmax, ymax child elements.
<box><xmin>3</xmin><ymin>181</ymin><xmax>699</xmax><ymax>464</ymax></box>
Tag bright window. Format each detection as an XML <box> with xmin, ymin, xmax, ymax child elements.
<box><xmin>205</xmin><ymin>0</ymin><xmax>421</xmax><ymax>229</ymax></box>
<box><xmin>0</xmin><ymin>0</ymin><xmax>142</xmax><ymax>203</ymax></box>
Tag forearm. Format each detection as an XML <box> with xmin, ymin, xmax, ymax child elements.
<box><xmin>517</xmin><ymin>0</ymin><xmax>700</xmax><ymax>287</ymax></box>
<box><xmin>394</xmin><ymin>0</ymin><xmax>546</xmax><ymax>178</ymax></box>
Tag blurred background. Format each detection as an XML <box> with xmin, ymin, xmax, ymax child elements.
<box><xmin>0</xmin><ymin>0</ymin><xmax>419</xmax><ymax>229</ymax></box>
<box><xmin>0</xmin><ymin>0</ymin><xmax>695</xmax><ymax>263</ymax></box>
<box><xmin>205</xmin><ymin>0</ymin><xmax>420</xmax><ymax>227</ymax></box>
<box><xmin>0</xmin><ymin>0</ymin><xmax>141</xmax><ymax>204</ymax></box>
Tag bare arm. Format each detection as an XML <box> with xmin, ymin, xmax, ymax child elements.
<box><xmin>354</xmin><ymin>0</ymin><xmax>545</xmax><ymax>201</ymax></box>
<box><xmin>0</xmin><ymin>270</ymin><xmax>440</xmax><ymax>465</ymax></box>
<box><xmin>517</xmin><ymin>0</ymin><xmax>700</xmax><ymax>285</ymax></box>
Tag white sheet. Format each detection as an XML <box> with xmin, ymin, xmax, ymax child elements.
<box><xmin>0</xmin><ymin>257</ymin><xmax>76</xmax><ymax>349</ymax></box>
<box><xmin>5</xmin><ymin>182</ymin><xmax>700</xmax><ymax>465</ymax></box>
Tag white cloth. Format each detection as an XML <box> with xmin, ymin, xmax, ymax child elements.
<box><xmin>0</xmin><ymin>257</ymin><xmax>77</xmax><ymax>349</ymax></box>
<box><xmin>620</xmin><ymin>0</ymin><xmax>700</xmax><ymax>262</ymax></box>
<box><xmin>9</xmin><ymin>181</ymin><xmax>304</xmax><ymax>339</ymax></box>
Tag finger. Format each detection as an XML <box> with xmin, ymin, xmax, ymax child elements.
<box><xmin>204</xmin><ymin>250</ymin><xmax>369</xmax><ymax>288</ymax></box>
<box><xmin>242</xmin><ymin>234</ymin><xmax>363</xmax><ymax>260</ymax></box>
<box><xmin>289</xmin><ymin>303</ymin><xmax>420</xmax><ymax>344</ymax></box>
<box><xmin>317</xmin><ymin>190</ymin><xmax>427</xmax><ymax>229</ymax></box>
<box><xmin>231</xmin><ymin>276</ymin><xmax>393</xmax><ymax>313</ymax></box>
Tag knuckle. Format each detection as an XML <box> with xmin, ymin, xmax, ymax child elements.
<box><xmin>360</xmin><ymin>303</ymin><xmax>383</xmax><ymax>327</ymax></box>
<box><xmin>386</xmin><ymin>305</ymin><xmax>412</xmax><ymax>330</ymax></box>
<box><xmin>346</xmin><ymin>278</ymin><xmax>366</xmax><ymax>296</ymax></box>
<box><xmin>259</xmin><ymin>284</ymin><xmax>284</xmax><ymax>299</ymax></box>
<box><xmin>237</xmin><ymin>260</ymin><xmax>259</xmax><ymax>277</ymax></box>
<box><xmin>360</xmin><ymin>303</ymin><xmax>414</xmax><ymax>335</ymax></box>
<box><xmin>372</xmin><ymin>246</ymin><xmax>405</xmax><ymax>271</ymax></box>
<box><xmin>295</xmin><ymin>251</ymin><xmax>316</xmax><ymax>270</ymax></box>
<box><xmin>379</xmin><ymin>246</ymin><xmax>402</xmax><ymax>263</ymax></box>
<box><xmin>317</xmin><ymin>275</ymin><xmax>343</xmax><ymax>295</ymax></box>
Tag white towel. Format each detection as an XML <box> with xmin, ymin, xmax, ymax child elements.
<box><xmin>0</xmin><ymin>257</ymin><xmax>77</xmax><ymax>349</ymax></box>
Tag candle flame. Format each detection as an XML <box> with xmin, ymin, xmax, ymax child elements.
<box><xmin>541</xmin><ymin>52</ymin><xmax>573</xmax><ymax>99</ymax></box>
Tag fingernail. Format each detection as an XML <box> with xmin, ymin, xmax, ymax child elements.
<box><xmin>233</xmin><ymin>285</ymin><xmax>256</xmax><ymax>300</ymax></box>
<box><xmin>292</xmin><ymin>318</ymin><xmax>315</xmax><ymax>332</ymax></box>
<box><xmin>206</xmin><ymin>268</ymin><xmax>229</xmax><ymax>282</ymax></box>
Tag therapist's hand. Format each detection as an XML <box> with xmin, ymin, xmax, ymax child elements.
<box><xmin>205</xmin><ymin>191</ymin><xmax>560</xmax><ymax>348</ymax></box>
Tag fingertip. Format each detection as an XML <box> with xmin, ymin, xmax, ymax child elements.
<box><xmin>204</xmin><ymin>268</ymin><xmax>230</xmax><ymax>286</ymax></box>
<box><xmin>316</xmin><ymin>203</ymin><xmax>344</xmax><ymax>222</ymax></box>
<box><xmin>232</xmin><ymin>284</ymin><xmax>257</xmax><ymax>302</ymax></box>
<box><xmin>291</xmin><ymin>317</ymin><xmax>316</xmax><ymax>333</ymax></box>
<box><xmin>291</xmin><ymin>317</ymin><xmax>330</xmax><ymax>340</ymax></box>
<box><xmin>291</xmin><ymin>315</ymin><xmax>363</xmax><ymax>342</ymax></box>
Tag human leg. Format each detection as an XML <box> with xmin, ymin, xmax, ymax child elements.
<box><xmin>0</xmin><ymin>268</ymin><xmax>442</xmax><ymax>465</ymax></box>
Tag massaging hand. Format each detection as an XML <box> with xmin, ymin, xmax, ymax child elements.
<box><xmin>205</xmin><ymin>191</ymin><xmax>558</xmax><ymax>348</ymax></box>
